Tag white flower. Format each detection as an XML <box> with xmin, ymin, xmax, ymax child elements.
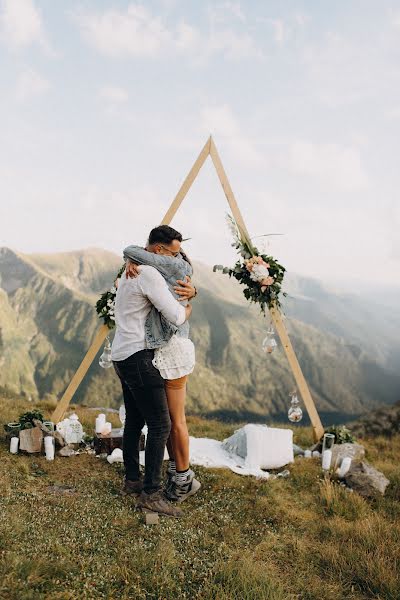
<box><xmin>110</xmin><ymin>287</ymin><xmax>117</xmax><ymax>294</ymax></box>
<box><xmin>250</xmin><ymin>264</ymin><xmax>270</xmax><ymax>282</ymax></box>
<box><xmin>107</xmin><ymin>300</ymin><xmax>113</xmax><ymax>306</ymax></box>
<box><xmin>110</xmin><ymin>316</ymin><xmax>115</xmax><ymax>321</ymax></box>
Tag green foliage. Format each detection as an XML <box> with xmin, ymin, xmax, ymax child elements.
<box><xmin>324</xmin><ymin>424</ymin><xmax>356</xmax><ymax>444</ymax></box>
<box><xmin>18</xmin><ymin>409</ymin><xmax>44</xmax><ymax>430</ymax></box>
<box><xmin>95</xmin><ymin>263</ymin><xmax>125</xmax><ymax>329</ymax></box>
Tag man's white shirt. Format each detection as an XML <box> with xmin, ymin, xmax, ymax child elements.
<box><xmin>111</xmin><ymin>266</ymin><xmax>186</xmax><ymax>361</ymax></box>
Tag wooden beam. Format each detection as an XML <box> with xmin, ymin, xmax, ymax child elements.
<box><xmin>269</xmin><ymin>306</ymin><xmax>324</xmax><ymax>441</ymax></box>
<box><xmin>51</xmin><ymin>324</ymin><xmax>110</xmax><ymax>423</ymax></box>
<box><xmin>161</xmin><ymin>137</ymin><xmax>211</xmax><ymax>225</ymax></box>
<box><xmin>209</xmin><ymin>139</ymin><xmax>324</xmax><ymax>441</ymax></box>
<box><xmin>209</xmin><ymin>138</ymin><xmax>253</xmax><ymax>250</ymax></box>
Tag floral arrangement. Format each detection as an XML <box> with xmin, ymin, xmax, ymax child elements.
<box><xmin>214</xmin><ymin>215</ymin><xmax>286</xmax><ymax>313</ymax></box>
<box><xmin>96</xmin><ymin>264</ymin><xmax>125</xmax><ymax>328</ymax></box>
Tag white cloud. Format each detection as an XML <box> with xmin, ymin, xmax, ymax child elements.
<box><xmin>99</xmin><ymin>85</ymin><xmax>129</xmax><ymax>103</ymax></box>
<box><xmin>201</xmin><ymin>104</ymin><xmax>263</xmax><ymax>165</ymax></box>
<box><xmin>268</xmin><ymin>19</ymin><xmax>287</xmax><ymax>45</ymax></box>
<box><xmin>75</xmin><ymin>3</ymin><xmax>262</xmax><ymax>61</ymax></box>
<box><xmin>205</xmin><ymin>29</ymin><xmax>263</xmax><ymax>60</ymax></box>
<box><xmin>76</xmin><ymin>4</ymin><xmax>172</xmax><ymax>58</ymax></box>
<box><xmin>16</xmin><ymin>68</ymin><xmax>50</xmax><ymax>102</ymax></box>
<box><xmin>289</xmin><ymin>141</ymin><xmax>368</xmax><ymax>191</ymax></box>
<box><xmin>208</xmin><ymin>2</ymin><xmax>246</xmax><ymax>25</ymax></box>
<box><xmin>385</xmin><ymin>106</ymin><xmax>400</xmax><ymax>120</ymax></box>
<box><xmin>392</xmin><ymin>12</ymin><xmax>400</xmax><ymax>27</ymax></box>
<box><xmin>0</xmin><ymin>0</ymin><xmax>43</xmax><ymax>48</ymax></box>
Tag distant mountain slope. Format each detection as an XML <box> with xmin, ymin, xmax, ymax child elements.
<box><xmin>0</xmin><ymin>246</ymin><xmax>399</xmax><ymax>423</ymax></box>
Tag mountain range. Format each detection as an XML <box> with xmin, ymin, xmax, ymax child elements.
<box><xmin>0</xmin><ymin>246</ymin><xmax>399</xmax><ymax>425</ymax></box>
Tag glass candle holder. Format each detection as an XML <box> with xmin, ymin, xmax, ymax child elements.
<box><xmin>7</xmin><ymin>422</ymin><xmax>21</xmax><ymax>437</ymax></box>
<box><xmin>322</xmin><ymin>433</ymin><xmax>335</xmax><ymax>454</ymax></box>
<box><xmin>43</xmin><ymin>421</ymin><xmax>55</xmax><ymax>435</ymax></box>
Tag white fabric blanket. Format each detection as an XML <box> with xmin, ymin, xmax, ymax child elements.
<box><xmin>107</xmin><ymin>424</ymin><xmax>293</xmax><ymax>479</ymax></box>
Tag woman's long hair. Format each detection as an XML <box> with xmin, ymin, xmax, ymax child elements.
<box><xmin>180</xmin><ymin>248</ymin><xmax>193</xmax><ymax>270</ymax></box>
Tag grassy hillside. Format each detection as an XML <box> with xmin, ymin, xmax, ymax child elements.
<box><xmin>0</xmin><ymin>397</ymin><xmax>399</xmax><ymax>599</ymax></box>
<box><xmin>1</xmin><ymin>247</ymin><xmax>399</xmax><ymax>422</ymax></box>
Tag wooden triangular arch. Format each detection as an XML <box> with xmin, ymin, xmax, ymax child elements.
<box><xmin>52</xmin><ymin>137</ymin><xmax>324</xmax><ymax>441</ymax></box>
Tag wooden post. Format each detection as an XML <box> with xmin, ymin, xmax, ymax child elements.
<box><xmin>210</xmin><ymin>137</ymin><xmax>324</xmax><ymax>441</ymax></box>
<box><xmin>269</xmin><ymin>306</ymin><xmax>324</xmax><ymax>441</ymax></box>
<box><xmin>51</xmin><ymin>324</ymin><xmax>110</xmax><ymax>423</ymax></box>
<box><xmin>161</xmin><ymin>137</ymin><xmax>211</xmax><ymax>225</ymax></box>
<box><xmin>209</xmin><ymin>137</ymin><xmax>253</xmax><ymax>250</ymax></box>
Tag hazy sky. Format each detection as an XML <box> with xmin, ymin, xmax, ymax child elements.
<box><xmin>1</xmin><ymin>0</ymin><xmax>399</xmax><ymax>286</ymax></box>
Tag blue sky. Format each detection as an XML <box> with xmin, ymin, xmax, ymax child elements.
<box><xmin>0</xmin><ymin>0</ymin><xmax>399</xmax><ymax>287</ymax></box>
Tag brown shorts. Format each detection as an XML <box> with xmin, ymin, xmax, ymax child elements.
<box><xmin>165</xmin><ymin>375</ymin><xmax>188</xmax><ymax>390</ymax></box>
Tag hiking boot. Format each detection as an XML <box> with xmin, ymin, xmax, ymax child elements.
<box><xmin>137</xmin><ymin>490</ymin><xmax>183</xmax><ymax>518</ymax></box>
<box><xmin>121</xmin><ymin>479</ymin><xmax>143</xmax><ymax>496</ymax></box>
<box><xmin>165</xmin><ymin>470</ymin><xmax>201</xmax><ymax>503</ymax></box>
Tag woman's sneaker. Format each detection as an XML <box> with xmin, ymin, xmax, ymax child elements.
<box><xmin>137</xmin><ymin>490</ymin><xmax>183</xmax><ymax>518</ymax></box>
<box><xmin>165</xmin><ymin>469</ymin><xmax>201</xmax><ymax>503</ymax></box>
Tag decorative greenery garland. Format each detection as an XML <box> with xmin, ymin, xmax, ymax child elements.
<box><xmin>214</xmin><ymin>215</ymin><xmax>286</xmax><ymax>313</ymax></box>
<box><xmin>95</xmin><ymin>264</ymin><xmax>125</xmax><ymax>329</ymax></box>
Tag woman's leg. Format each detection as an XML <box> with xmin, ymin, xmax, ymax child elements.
<box><xmin>165</xmin><ymin>376</ymin><xmax>189</xmax><ymax>471</ymax></box>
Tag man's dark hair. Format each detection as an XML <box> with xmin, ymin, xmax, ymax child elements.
<box><xmin>148</xmin><ymin>225</ymin><xmax>183</xmax><ymax>246</ymax></box>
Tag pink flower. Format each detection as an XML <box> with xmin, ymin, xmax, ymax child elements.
<box><xmin>260</xmin><ymin>276</ymin><xmax>274</xmax><ymax>288</ymax></box>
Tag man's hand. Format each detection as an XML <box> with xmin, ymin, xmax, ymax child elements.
<box><xmin>174</xmin><ymin>276</ymin><xmax>196</xmax><ymax>301</ymax></box>
<box><xmin>125</xmin><ymin>260</ymin><xmax>141</xmax><ymax>279</ymax></box>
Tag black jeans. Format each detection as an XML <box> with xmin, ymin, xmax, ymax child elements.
<box><xmin>113</xmin><ymin>349</ymin><xmax>171</xmax><ymax>493</ymax></box>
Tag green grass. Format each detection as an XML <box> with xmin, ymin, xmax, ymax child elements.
<box><xmin>0</xmin><ymin>397</ymin><xmax>399</xmax><ymax>599</ymax></box>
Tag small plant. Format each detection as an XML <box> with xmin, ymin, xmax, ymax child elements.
<box><xmin>324</xmin><ymin>425</ymin><xmax>355</xmax><ymax>444</ymax></box>
<box><xmin>18</xmin><ymin>410</ymin><xmax>44</xmax><ymax>430</ymax></box>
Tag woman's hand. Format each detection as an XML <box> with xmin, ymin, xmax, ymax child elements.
<box><xmin>125</xmin><ymin>259</ymin><xmax>141</xmax><ymax>279</ymax></box>
<box><xmin>174</xmin><ymin>276</ymin><xmax>197</xmax><ymax>301</ymax></box>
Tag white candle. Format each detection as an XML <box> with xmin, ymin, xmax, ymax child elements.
<box><xmin>101</xmin><ymin>422</ymin><xmax>112</xmax><ymax>435</ymax></box>
<box><xmin>10</xmin><ymin>437</ymin><xmax>19</xmax><ymax>454</ymax></box>
<box><xmin>338</xmin><ymin>457</ymin><xmax>352</xmax><ymax>478</ymax></box>
<box><xmin>44</xmin><ymin>436</ymin><xmax>55</xmax><ymax>461</ymax></box>
<box><xmin>304</xmin><ymin>450</ymin><xmax>312</xmax><ymax>458</ymax></box>
<box><xmin>95</xmin><ymin>414</ymin><xmax>106</xmax><ymax>433</ymax></box>
<box><xmin>322</xmin><ymin>449</ymin><xmax>332</xmax><ymax>470</ymax></box>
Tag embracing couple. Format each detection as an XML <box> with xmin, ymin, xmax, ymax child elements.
<box><xmin>111</xmin><ymin>225</ymin><xmax>200</xmax><ymax>518</ymax></box>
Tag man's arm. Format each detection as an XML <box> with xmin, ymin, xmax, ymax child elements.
<box><xmin>139</xmin><ymin>267</ymin><xmax>191</xmax><ymax>326</ymax></box>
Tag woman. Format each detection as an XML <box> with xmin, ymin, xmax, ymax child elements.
<box><xmin>123</xmin><ymin>228</ymin><xmax>200</xmax><ymax>503</ymax></box>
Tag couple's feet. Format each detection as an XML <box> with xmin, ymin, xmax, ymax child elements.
<box><xmin>122</xmin><ymin>469</ymin><xmax>201</xmax><ymax>518</ymax></box>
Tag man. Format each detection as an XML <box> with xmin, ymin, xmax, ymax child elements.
<box><xmin>112</xmin><ymin>225</ymin><xmax>196</xmax><ymax>518</ymax></box>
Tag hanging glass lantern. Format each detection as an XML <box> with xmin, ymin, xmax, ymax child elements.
<box><xmin>99</xmin><ymin>337</ymin><xmax>113</xmax><ymax>368</ymax></box>
<box><xmin>288</xmin><ymin>391</ymin><xmax>303</xmax><ymax>423</ymax></box>
<box><xmin>262</xmin><ymin>326</ymin><xmax>277</xmax><ymax>354</ymax></box>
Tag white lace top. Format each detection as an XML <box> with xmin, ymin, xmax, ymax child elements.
<box><xmin>152</xmin><ymin>334</ymin><xmax>195</xmax><ymax>380</ymax></box>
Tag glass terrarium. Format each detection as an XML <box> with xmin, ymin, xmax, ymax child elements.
<box><xmin>99</xmin><ymin>337</ymin><xmax>113</xmax><ymax>369</ymax></box>
<box><xmin>262</xmin><ymin>326</ymin><xmax>278</xmax><ymax>354</ymax></box>
<box><xmin>288</xmin><ymin>392</ymin><xmax>303</xmax><ymax>423</ymax></box>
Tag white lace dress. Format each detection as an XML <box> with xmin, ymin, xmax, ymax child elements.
<box><xmin>152</xmin><ymin>334</ymin><xmax>195</xmax><ymax>380</ymax></box>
